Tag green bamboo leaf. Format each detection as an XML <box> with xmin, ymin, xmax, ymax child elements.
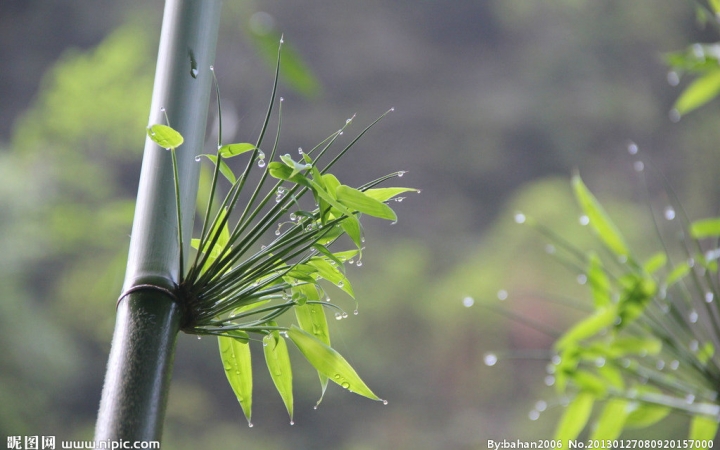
<box><xmin>267</xmin><ymin>161</ymin><xmax>312</xmax><ymax>188</ymax></box>
<box><xmin>364</xmin><ymin>187</ymin><xmax>419</xmax><ymax>202</ymax></box>
<box><xmin>294</xmin><ymin>294</ymin><xmax>331</xmax><ymax>406</ymax></box>
<box><xmin>201</xmin><ymin>154</ymin><xmax>236</xmax><ymax>184</ymax></box>
<box><xmin>590</xmin><ymin>399</ymin><xmax>630</xmax><ymax>440</ymax></box>
<box><xmin>570</xmin><ymin>371</ymin><xmax>607</xmax><ymax>396</ymax></box>
<box><xmin>711</xmin><ymin>0</ymin><xmax>720</xmax><ymax>14</ymax></box>
<box><xmin>597</xmin><ymin>365</ymin><xmax>624</xmax><ymax>391</ymax></box>
<box><xmin>697</xmin><ymin>342</ymin><xmax>715</xmax><ymax>365</ymax></box>
<box><xmin>280</xmin><ymin>154</ymin><xmax>312</xmax><ymax>178</ymax></box>
<box><xmin>608</xmin><ymin>337</ymin><xmax>662</xmax><ymax>357</ymax></box>
<box><xmin>572</xmin><ymin>175</ymin><xmax>630</xmax><ymax>258</ymax></box>
<box><xmin>667</xmin><ymin>261</ymin><xmax>691</xmax><ymax>286</ymax></box>
<box><xmin>321</xmin><ymin>174</ymin><xmax>341</xmax><ymax>197</ymax></box>
<box><xmin>147</xmin><ymin>124</ymin><xmax>184</xmax><ymax>149</ymax></box>
<box><xmin>587</xmin><ymin>253</ymin><xmax>611</xmax><ymax>309</ymax></box>
<box><xmin>690</xmin><ymin>217</ymin><xmax>720</xmax><ymax>239</ymax></box>
<box><xmin>643</xmin><ymin>252</ymin><xmax>667</xmax><ymax>274</ymax></box>
<box><xmin>336</xmin><ymin>185</ymin><xmax>397</xmax><ymax>221</ymax></box>
<box><xmin>625</xmin><ymin>401</ymin><xmax>670</xmax><ymax>429</ymax></box>
<box><xmin>263</xmin><ymin>330</ymin><xmax>294</xmax><ymax>423</ymax></box>
<box><xmin>341</xmin><ymin>216</ymin><xmax>364</xmax><ymax>249</ymax></box>
<box><xmin>219</xmin><ymin>142</ymin><xmax>256</xmax><ymax>158</ymax></box>
<box><xmin>287</xmin><ymin>325</ymin><xmax>381</xmax><ymax>402</ymax></box>
<box><xmin>554</xmin><ymin>391</ymin><xmax>595</xmax><ymax>443</ymax></box>
<box><xmin>218</xmin><ymin>334</ymin><xmax>253</xmax><ymax>426</ymax></box>
<box><xmin>555</xmin><ymin>307</ymin><xmax>617</xmax><ymax>350</ymax></box>
<box><xmin>308</xmin><ymin>257</ymin><xmax>354</xmax><ymax>297</ymax></box>
<box><xmin>674</xmin><ymin>70</ymin><xmax>720</xmax><ymax>115</ymax></box>
<box><xmin>689</xmin><ymin>415</ymin><xmax>719</xmax><ymax>444</ymax></box>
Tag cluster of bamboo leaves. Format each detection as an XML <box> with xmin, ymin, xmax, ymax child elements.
<box><xmin>529</xmin><ymin>175</ymin><xmax>720</xmax><ymax>444</ymax></box>
<box><xmin>145</xmin><ymin>52</ymin><xmax>415</xmax><ymax>426</ymax></box>
<box><xmin>665</xmin><ymin>0</ymin><xmax>720</xmax><ymax>117</ymax></box>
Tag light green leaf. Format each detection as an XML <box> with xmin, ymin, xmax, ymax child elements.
<box><xmin>219</xmin><ymin>334</ymin><xmax>253</xmax><ymax>425</ymax></box>
<box><xmin>263</xmin><ymin>331</ymin><xmax>294</xmax><ymax>423</ymax></box>
<box><xmin>608</xmin><ymin>337</ymin><xmax>662</xmax><ymax>357</ymax></box>
<box><xmin>294</xmin><ymin>297</ymin><xmax>331</xmax><ymax>406</ymax></box>
<box><xmin>308</xmin><ymin>257</ymin><xmax>354</xmax><ymax>297</ymax></box>
<box><xmin>674</xmin><ymin>70</ymin><xmax>720</xmax><ymax>116</ymax></box>
<box><xmin>625</xmin><ymin>401</ymin><xmax>670</xmax><ymax>429</ymax></box>
<box><xmin>697</xmin><ymin>342</ymin><xmax>715</xmax><ymax>365</ymax></box>
<box><xmin>711</xmin><ymin>0</ymin><xmax>720</xmax><ymax>14</ymax></box>
<box><xmin>689</xmin><ymin>415</ymin><xmax>719</xmax><ymax>444</ymax></box>
<box><xmin>336</xmin><ymin>185</ymin><xmax>397</xmax><ymax>221</ymax></box>
<box><xmin>147</xmin><ymin>124</ymin><xmax>183</xmax><ymax>149</ymax></box>
<box><xmin>201</xmin><ymin>154</ymin><xmax>236</xmax><ymax>184</ymax></box>
<box><xmin>667</xmin><ymin>261</ymin><xmax>691</xmax><ymax>286</ymax></box>
<box><xmin>554</xmin><ymin>391</ymin><xmax>595</xmax><ymax>442</ymax></box>
<box><xmin>587</xmin><ymin>253</ymin><xmax>611</xmax><ymax>309</ymax></box>
<box><xmin>555</xmin><ymin>307</ymin><xmax>617</xmax><ymax>350</ymax></box>
<box><xmin>690</xmin><ymin>217</ymin><xmax>720</xmax><ymax>239</ymax></box>
<box><xmin>570</xmin><ymin>370</ymin><xmax>607</xmax><ymax>396</ymax></box>
<box><xmin>590</xmin><ymin>399</ymin><xmax>630</xmax><ymax>440</ymax></box>
<box><xmin>341</xmin><ymin>216</ymin><xmax>364</xmax><ymax>249</ymax></box>
<box><xmin>597</xmin><ymin>365</ymin><xmax>624</xmax><ymax>391</ymax></box>
<box><xmin>288</xmin><ymin>325</ymin><xmax>381</xmax><ymax>401</ymax></box>
<box><xmin>364</xmin><ymin>187</ymin><xmax>419</xmax><ymax>202</ymax></box>
<box><xmin>643</xmin><ymin>252</ymin><xmax>667</xmax><ymax>274</ymax></box>
<box><xmin>280</xmin><ymin>154</ymin><xmax>312</xmax><ymax>179</ymax></box>
<box><xmin>572</xmin><ymin>175</ymin><xmax>630</xmax><ymax>258</ymax></box>
<box><xmin>219</xmin><ymin>143</ymin><xmax>256</xmax><ymax>158</ymax></box>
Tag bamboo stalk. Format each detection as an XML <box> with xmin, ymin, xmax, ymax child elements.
<box><xmin>95</xmin><ymin>0</ymin><xmax>221</xmax><ymax>442</ymax></box>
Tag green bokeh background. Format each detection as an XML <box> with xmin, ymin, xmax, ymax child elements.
<box><xmin>1</xmin><ymin>1</ymin><xmax>718</xmax><ymax>448</ymax></box>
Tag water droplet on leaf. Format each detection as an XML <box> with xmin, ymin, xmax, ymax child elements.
<box><xmin>579</xmin><ymin>215</ymin><xmax>590</xmax><ymax>226</ymax></box>
<box><xmin>497</xmin><ymin>290</ymin><xmax>508</xmax><ymax>301</ymax></box>
<box><xmin>462</xmin><ymin>296</ymin><xmax>474</xmax><ymax>307</ymax></box>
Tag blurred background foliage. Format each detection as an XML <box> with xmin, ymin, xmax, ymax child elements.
<box><xmin>2</xmin><ymin>0</ymin><xmax>720</xmax><ymax>448</ymax></box>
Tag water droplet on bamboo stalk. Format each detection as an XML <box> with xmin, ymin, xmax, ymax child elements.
<box><xmin>483</xmin><ymin>353</ymin><xmax>498</xmax><ymax>366</ymax></box>
<box><xmin>690</xmin><ymin>340</ymin><xmax>699</xmax><ymax>352</ymax></box>
<box><xmin>545</xmin><ymin>244</ymin><xmax>556</xmax><ymax>254</ymax></box>
<box><xmin>664</xmin><ymin>206</ymin><xmax>675</xmax><ymax>220</ymax></box>
<box><xmin>551</xmin><ymin>355</ymin><xmax>561</xmax><ymax>365</ymax></box>
<box><xmin>528</xmin><ymin>410</ymin><xmax>540</xmax><ymax>421</ymax></box>
<box><xmin>514</xmin><ymin>212</ymin><xmax>526</xmax><ymax>224</ymax></box>
<box><xmin>197</xmin><ymin>336</ymin><xmax>202</xmax><ymax>340</ymax></box>
<box><xmin>707</xmin><ymin>292</ymin><xmax>715</xmax><ymax>303</ymax></box>
<box><xmin>544</xmin><ymin>376</ymin><xmax>555</xmax><ymax>386</ymax></box>
<box><xmin>335</xmin><ymin>312</ymin><xmax>342</xmax><ymax>320</ymax></box>
<box><xmin>579</xmin><ymin>215</ymin><xmax>590</xmax><ymax>226</ymax></box>
<box><xmin>689</xmin><ymin>310</ymin><xmax>699</xmax><ymax>323</ymax></box>
<box><xmin>462</xmin><ymin>296</ymin><xmax>474</xmax><ymax>307</ymax></box>
<box><xmin>535</xmin><ymin>400</ymin><xmax>547</xmax><ymax>412</ymax></box>
<box><xmin>667</xmin><ymin>71</ymin><xmax>679</xmax><ymax>86</ymax></box>
<box><xmin>656</xmin><ymin>360</ymin><xmax>665</xmax><ymax>370</ymax></box>
<box><xmin>497</xmin><ymin>290</ymin><xmax>508</xmax><ymax>301</ymax></box>
<box><xmin>289</xmin><ymin>213</ymin><xmax>297</xmax><ymax>221</ymax></box>
<box><xmin>595</xmin><ymin>357</ymin><xmax>606</xmax><ymax>367</ymax></box>
<box><xmin>577</xmin><ymin>274</ymin><xmax>587</xmax><ymax>285</ymax></box>
<box><xmin>686</xmin><ymin>394</ymin><xmax>696</xmax><ymax>404</ymax></box>
<box><xmin>356</xmin><ymin>260</ymin><xmax>363</xmax><ymax>267</ymax></box>
<box><xmin>258</xmin><ymin>159</ymin><xmax>266</xmax><ymax>168</ymax></box>
<box><xmin>353</xmin><ymin>309</ymin><xmax>359</xmax><ymax>315</ymax></box>
<box><xmin>670</xmin><ymin>360</ymin><xmax>680</xmax><ymax>370</ymax></box>
<box><xmin>397</xmin><ymin>171</ymin><xmax>406</xmax><ymax>177</ymax></box>
<box><xmin>342</xmin><ymin>312</ymin><xmax>348</xmax><ymax>319</ymax></box>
